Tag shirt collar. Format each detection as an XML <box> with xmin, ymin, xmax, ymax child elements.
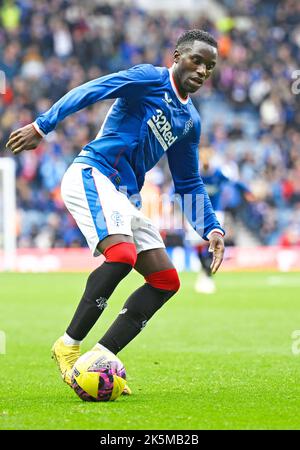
<box><xmin>168</xmin><ymin>64</ymin><xmax>189</xmax><ymax>105</ymax></box>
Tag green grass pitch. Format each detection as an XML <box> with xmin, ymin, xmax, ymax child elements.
<box><xmin>0</xmin><ymin>271</ymin><xmax>300</xmax><ymax>430</ymax></box>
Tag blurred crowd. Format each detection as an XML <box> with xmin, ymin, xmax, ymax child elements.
<box><xmin>0</xmin><ymin>0</ymin><xmax>299</xmax><ymax>249</ymax></box>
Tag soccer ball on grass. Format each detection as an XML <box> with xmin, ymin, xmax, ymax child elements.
<box><xmin>71</xmin><ymin>350</ymin><xmax>127</xmax><ymax>402</ymax></box>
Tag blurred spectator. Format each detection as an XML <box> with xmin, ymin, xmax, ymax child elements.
<box><xmin>0</xmin><ymin>0</ymin><xmax>299</xmax><ymax>249</ymax></box>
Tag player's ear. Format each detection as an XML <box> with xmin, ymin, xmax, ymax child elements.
<box><xmin>174</xmin><ymin>49</ymin><xmax>180</xmax><ymax>63</ymax></box>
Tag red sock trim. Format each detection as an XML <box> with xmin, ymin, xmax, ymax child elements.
<box><xmin>103</xmin><ymin>242</ymin><xmax>137</xmax><ymax>267</ymax></box>
<box><xmin>145</xmin><ymin>268</ymin><xmax>180</xmax><ymax>292</ymax></box>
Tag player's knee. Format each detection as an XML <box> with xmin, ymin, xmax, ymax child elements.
<box><xmin>103</xmin><ymin>242</ymin><xmax>137</xmax><ymax>267</ymax></box>
<box><xmin>145</xmin><ymin>268</ymin><xmax>180</xmax><ymax>295</ymax></box>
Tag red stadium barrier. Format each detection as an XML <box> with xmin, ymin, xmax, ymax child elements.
<box><xmin>223</xmin><ymin>246</ymin><xmax>300</xmax><ymax>272</ymax></box>
<box><xmin>0</xmin><ymin>248</ymin><xmax>103</xmax><ymax>272</ymax></box>
<box><xmin>1</xmin><ymin>246</ymin><xmax>300</xmax><ymax>272</ymax></box>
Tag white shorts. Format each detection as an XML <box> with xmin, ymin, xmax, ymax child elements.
<box><xmin>61</xmin><ymin>163</ymin><xmax>165</xmax><ymax>256</ymax></box>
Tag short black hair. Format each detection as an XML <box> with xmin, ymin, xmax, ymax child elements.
<box><xmin>176</xmin><ymin>29</ymin><xmax>218</xmax><ymax>51</ymax></box>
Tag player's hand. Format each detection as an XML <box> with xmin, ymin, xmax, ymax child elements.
<box><xmin>6</xmin><ymin>124</ymin><xmax>43</xmax><ymax>155</ymax></box>
<box><xmin>208</xmin><ymin>232</ymin><xmax>225</xmax><ymax>274</ymax></box>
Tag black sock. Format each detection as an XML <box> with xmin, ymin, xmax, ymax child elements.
<box><xmin>98</xmin><ymin>283</ymin><xmax>176</xmax><ymax>354</ymax></box>
<box><xmin>66</xmin><ymin>262</ymin><xmax>133</xmax><ymax>341</ymax></box>
<box><xmin>198</xmin><ymin>250</ymin><xmax>213</xmax><ymax>276</ymax></box>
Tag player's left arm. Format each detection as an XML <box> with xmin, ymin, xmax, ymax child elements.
<box><xmin>167</xmin><ymin>139</ymin><xmax>225</xmax><ymax>273</ymax></box>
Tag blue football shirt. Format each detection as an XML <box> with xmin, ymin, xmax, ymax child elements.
<box><xmin>34</xmin><ymin>64</ymin><xmax>224</xmax><ymax>240</ymax></box>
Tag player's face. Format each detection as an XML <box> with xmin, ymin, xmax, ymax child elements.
<box><xmin>173</xmin><ymin>40</ymin><xmax>217</xmax><ymax>95</ymax></box>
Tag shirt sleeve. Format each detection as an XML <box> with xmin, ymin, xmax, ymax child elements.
<box><xmin>167</xmin><ymin>136</ymin><xmax>225</xmax><ymax>240</ymax></box>
<box><xmin>34</xmin><ymin>64</ymin><xmax>162</xmax><ymax>135</ymax></box>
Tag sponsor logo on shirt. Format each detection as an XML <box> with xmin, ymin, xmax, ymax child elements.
<box><xmin>147</xmin><ymin>109</ymin><xmax>178</xmax><ymax>151</ymax></box>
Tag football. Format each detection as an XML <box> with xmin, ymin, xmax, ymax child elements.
<box><xmin>71</xmin><ymin>349</ymin><xmax>127</xmax><ymax>402</ymax></box>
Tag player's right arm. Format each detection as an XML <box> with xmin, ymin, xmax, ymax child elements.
<box><xmin>167</xmin><ymin>137</ymin><xmax>225</xmax><ymax>273</ymax></box>
<box><xmin>6</xmin><ymin>65</ymin><xmax>161</xmax><ymax>154</ymax></box>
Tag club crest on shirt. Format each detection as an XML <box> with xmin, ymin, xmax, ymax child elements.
<box><xmin>183</xmin><ymin>118</ymin><xmax>194</xmax><ymax>135</ymax></box>
<box><xmin>111</xmin><ymin>211</ymin><xmax>124</xmax><ymax>227</ymax></box>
